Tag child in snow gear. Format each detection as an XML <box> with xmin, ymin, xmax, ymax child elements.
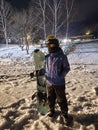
<box><xmin>45</xmin><ymin>35</ymin><xmax>70</xmax><ymax>119</ymax></box>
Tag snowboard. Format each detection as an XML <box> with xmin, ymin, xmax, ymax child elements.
<box><xmin>33</xmin><ymin>49</ymin><xmax>49</xmax><ymax>115</ymax></box>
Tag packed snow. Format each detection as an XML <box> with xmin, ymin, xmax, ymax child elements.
<box><xmin>0</xmin><ymin>42</ymin><xmax>98</xmax><ymax>130</ymax></box>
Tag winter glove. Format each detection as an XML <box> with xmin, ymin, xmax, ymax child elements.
<box><xmin>30</xmin><ymin>69</ymin><xmax>45</xmax><ymax>78</ymax></box>
<box><xmin>30</xmin><ymin>72</ymin><xmax>35</xmax><ymax>78</ymax></box>
<box><xmin>36</xmin><ymin>68</ymin><xmax>45</xmax><ymax>76</ymax></box>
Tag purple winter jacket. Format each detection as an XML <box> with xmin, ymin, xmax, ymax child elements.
<box><xmin>45</xmin><ymin>49</ymin><xmax>70</xmax><ymax>86</ymax></box>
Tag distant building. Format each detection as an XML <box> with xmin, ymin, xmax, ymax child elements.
<box><xmin>70</xmin><ymin>35</ymin><xmax>94</xmax><ymax>41</ymax></box>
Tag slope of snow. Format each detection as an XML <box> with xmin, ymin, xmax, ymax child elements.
<box><xmin>0</xmin><ymin>42</ymin><xmax>98</xmax><ymax>130</ymax></box>
<box><xmin>0</xmin><ymin>42</ymin><xmax>98</xmax><ymax>65</ymax></box>
<box><xmin>68</xmin><ymin>42</ymin><xmax>98</xmax><ymax>65</ymax></box>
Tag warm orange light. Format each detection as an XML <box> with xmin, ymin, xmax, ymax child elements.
<box><xmin>86</xmin><ymin>30</ymin><xmax>90</xmax><ymax>35</ymax></box>
<box><xmin>27</xmin><ymin>34</ymin><xmax>31</xmax><ymax>40</ymax></box>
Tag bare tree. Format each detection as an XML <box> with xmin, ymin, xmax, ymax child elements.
<box><xmin>35</xmin><ymin>0</ymin><xmax>47</xmax><ymax>40</ymax></box>
<box><xmin>29</xmin><ymin>0</ymin><xmax>75</xmax><ymax>41</ymax></box>
<box><xmin>15</xmin><ymin>10</ymin><xmax>30</xmax><ymax>54</ymax></box>
<box><xmin>9</xmin><ymin>4</ymin><xmax>42</xmax><ymax>53</ymax></box>
<box><xmin>0</xmin><ymin>0</ymin><xmax>11</xmax><ymax>45</ymax></box>
<box><xmin>65</xmin><ymin>0</ymin><xmax>75</xmax><ymax>39</ymax></box>
<box><xmin>46</xmin><ymin>0</ymin><xmax>63</xmax><ymax>37</ymax></box>
<box><xmin>46</xmin><ymin>0</ymin><xmax>75</xmax><ymax>38</ymax></box>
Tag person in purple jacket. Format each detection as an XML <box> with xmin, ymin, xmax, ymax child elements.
<box><xmin>45</xmin><ymin>35</ymin><xmax>70</xmax><ymax>120</ymax></box>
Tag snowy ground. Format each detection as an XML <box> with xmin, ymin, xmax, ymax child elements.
<box><xmin>0</xmin><ymin>42</ymin><xmax>98</xmax><ymax>130</ymax></box>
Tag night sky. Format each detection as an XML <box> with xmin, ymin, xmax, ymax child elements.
<box><xmin>76</xmin><ymin>0</ymin><xmax>98</xmax><ymax>22</ymax></box>
<box><xmin>6</xmin><ymin>0</ymin><xmax>31</xmax><ymax>10</ymax></box>
<box><xmin>6</xmin><ymin>0</ymin><xmax>98</xmax><ymax>36</ymax></box>
<box><xmin>7</xmin><ymin>0</ymin><xmax>98</xmax><ymax>24</ymax></box>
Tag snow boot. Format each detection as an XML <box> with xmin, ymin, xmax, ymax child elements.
<box><xmin>63</xmin><ymin>114</ymin><xmax>73</xmax><ymax>126</ymax></box>
<box><xmin>47</xmin><ymin>110</ymin><xmax>55</xmax><ymax>117</ymax></box>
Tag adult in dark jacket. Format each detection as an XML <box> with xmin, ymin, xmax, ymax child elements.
<box><xmin>45</xmin><ymin>35</ymin><xmax>70</xmax><ymax>119</ymax></box>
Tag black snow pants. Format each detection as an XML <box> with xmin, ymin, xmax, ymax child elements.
<box><xmin>46</xmin><ymin>84</ymin><xmax>68</xmax><ymax>115</ymax></box>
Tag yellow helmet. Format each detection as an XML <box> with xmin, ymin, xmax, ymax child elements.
<box><xmin>46</xmin><ymin>35</ymin><xmax>56</xmax><ymax>41</ymax></box>
<box><xmin>46</xmin><ymin>35</ymin><xmax>60</xmax><ymax>53</ymax></box>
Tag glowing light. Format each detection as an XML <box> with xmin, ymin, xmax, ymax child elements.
<box><xmin>27</xmin><ymin>34</ymin><xmax>31</xmax><ymax>40</ymax></box>
<box><xmin>62</xmin><ymin>38</ymin><xmax>71</xmax><ymax>43</ymax></box>
<box><xmin>62</xmin><ymin>39</ymin><xmax>68</xmax><ymax>43</ymax></box>
<box><xmin>86</xmin><ymin>30</ymin><xmax>91</xmax><ymax>35</ymax></box>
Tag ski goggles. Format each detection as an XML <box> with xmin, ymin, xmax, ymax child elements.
<box><xmin>46</xmin><ymin>43</ymin><xmax>57</xmax><ymax>48</ymax></box>
<box><xmin>46</xmin><ymin>39</ymin><xmax>59</xmax><ymax>48</ymax></box>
